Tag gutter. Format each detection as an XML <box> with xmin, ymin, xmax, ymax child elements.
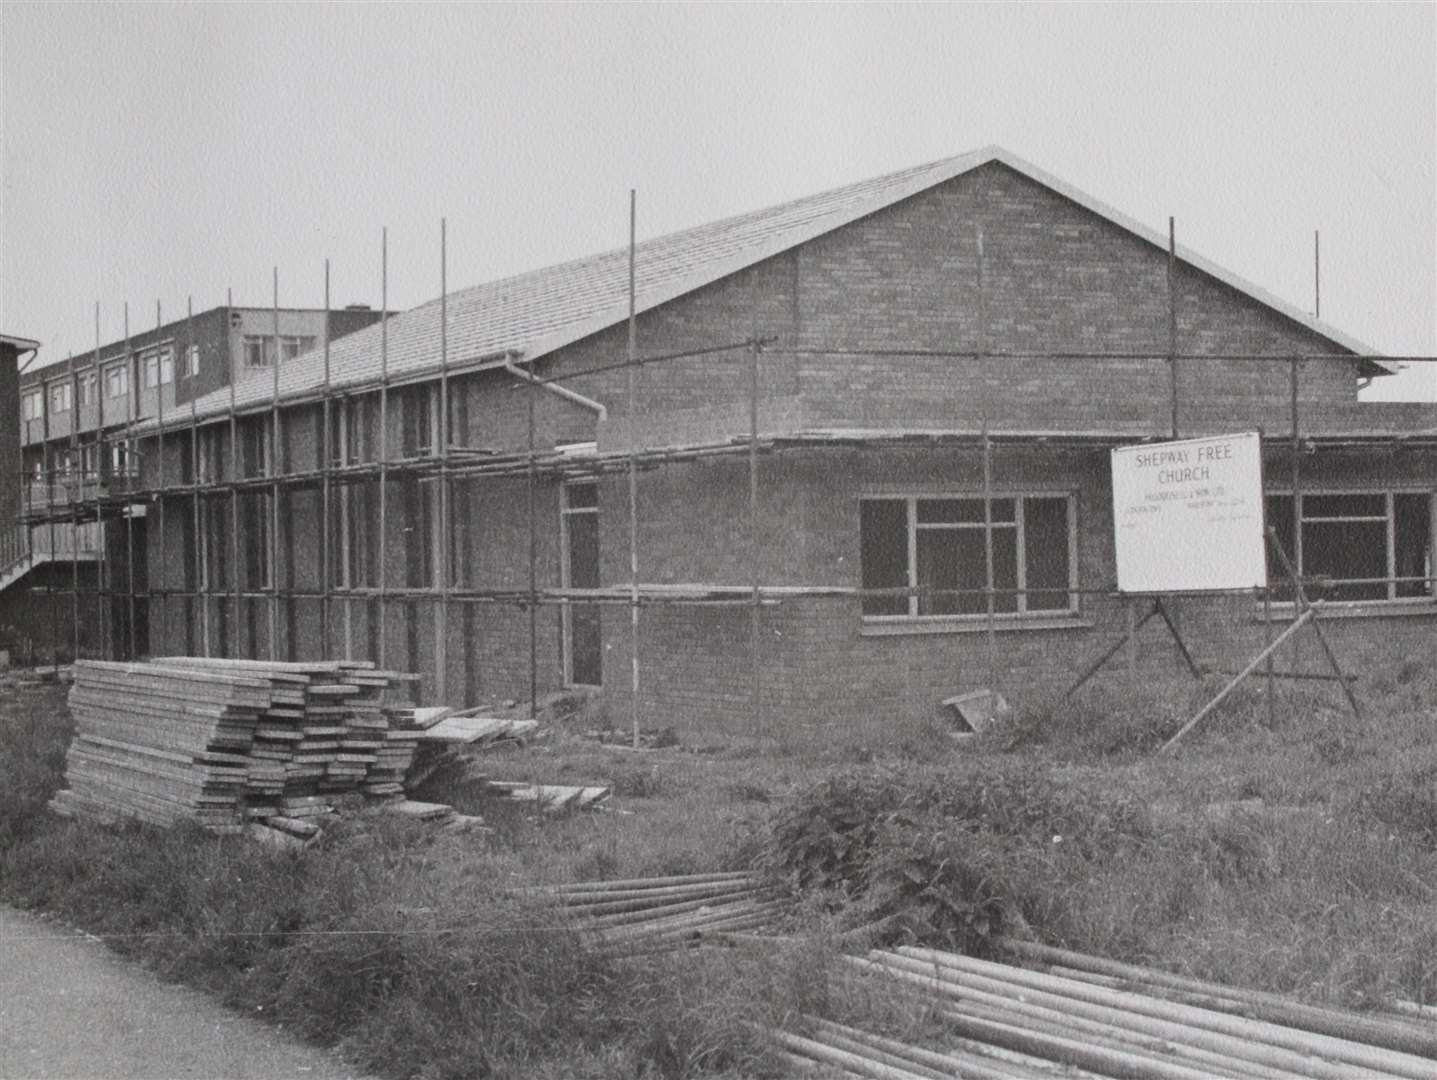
<box><xmin>503</xmin><ymin>359</ymin><xmax>607</xmax><ymax>421</ymax></box>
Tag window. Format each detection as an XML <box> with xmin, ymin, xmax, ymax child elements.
<box><xmin>401</xmin><ymin>385</ymin><xmax>435</xmax><ymax>457</ymax></box>
<box><xmin>238</xmin><ymin>493</ymin><xmax>272</xmax><ymax>590</ymax></box>
<box><xmin>185</xmin><ymin>344</ymin><xmax>200</xmax><ymax>377</ymax></box>
<box><xmin>1266</xmin><ymin>492</ymin><xmax>1433</xmax><ymax>603</ymax></box>
<box><xmin>239</xmin><ymin>419</ymin><xmax>269</xmax><ymax>478</ymax></box>
<box><xmin>21</xmin><ymin>390</ymin><xmax>42</xmax><ymax>421</ymax></box>
<box><xmin>243</xmin><ymin>336</ymin><xmax>269</xmax><ymax>369</ymax></box>
<box><xmin>105</xmin><ymin>363</ymin><xmax>129</xmax><ymax>398</ymax></box>
<box><xmin>111</xmin><ymin>441</ymin><xmax>135</xmax><ymax>477</ymax></box>
<box><xmin>280</xmin><ymin>335</ymin><xmax>314</xmax><ymax>362</ymax></box>
<box><xmin>141</xmin><ymin>347</ymin><xmax>173</xmax><ymax>387</ymax></box>
<box><xmin>77</xmin><ymin>371</ymin><xmax>97</xmax><ymax>407</ymax></box>
<box><xmin>860</xmin><ymin>494</ymin><xmax>1076</xmax><ymax>620</ymax></box>
<box><xmin>48</xmin><ymin>381</ymin><xmax>73</xmax><ymax>413</ymax></box>
<box><xmin>243</xmin><ymin>334</ymin><xmax>313</xmax><ymax>368</ymax></box>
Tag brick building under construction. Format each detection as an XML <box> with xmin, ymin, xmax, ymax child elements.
<box><xmin>20</xmin><ymin>148</ymin><xmax>1435</xmax><ymax>740</ymax></box>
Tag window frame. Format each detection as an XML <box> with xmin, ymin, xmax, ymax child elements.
<box><xmin>243</xmin><ymin>336</ymin><xmax>270</xmax><ymax>369</ymax></box>
<box><xmin>21</xmin><ymin>389</ymin><xmax>42</xmax><ymax>421</ymax></box>
<box><xmin>1265</xmin><ymin>487</ymin><xmax>1435</xmax><ymax>607</ymax></box>
<box><xmin>77</xmin><ymin>371</ymin><xmax>97</xmax><ymax>407</ymax></box>
<box><xmin>859</xmin><ymin>490</ymin><xmax>1080</xmax><ymax>625</ymax></box>
<box><xmin>185</xmin><ymin>344</ymin><xmax>200</xmax><ymax>378</ymax></box>
<box><xmin>48</xmin><ymin>380</ymin><xmax>73</xmax><ymax>414</ymax></box>
<box><xmin>105</xmin><ymin>361</ymin><xmax>129</xmax><ymax>399</ymax></box>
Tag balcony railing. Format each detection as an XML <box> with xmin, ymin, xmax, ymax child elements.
<box><xmin>20</xmin><ymin>471</ymin><xmax>142</xmax><ymax>516</ymax></box>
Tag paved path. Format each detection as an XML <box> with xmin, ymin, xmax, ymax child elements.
<box><xmin>0</xmin><ymin>906</ymin><xmax>369</xmax><ymax>1080</ymax></box>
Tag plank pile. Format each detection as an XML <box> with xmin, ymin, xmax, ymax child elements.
<box><xmin>51</xmin><ymin>658</ymin><xmax>419</xmax><ymax>832</ymax></box>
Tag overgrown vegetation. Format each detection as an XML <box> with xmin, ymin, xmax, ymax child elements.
<box><xmin>2</xmin><ymin>656</ymin><xmax>1434</xmax><ymax>1077</ymax></box>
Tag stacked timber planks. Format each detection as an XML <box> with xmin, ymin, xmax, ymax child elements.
<box><xmin>152</xmin><ymin>657</ymin><xmax>411</xmax><ymax>814</ymax></box>
<box><xmin>52</xmin><ymin>660</ymin><xmax>274</xmax><ymax>831</ymax></box>
<box><xmin>51</xmin><ymin>658</ymin><xmax>419</xmax><ymax>832</ymax></box>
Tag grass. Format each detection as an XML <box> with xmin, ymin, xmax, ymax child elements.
<box><xmin>1</xmin><ymin>654</ymin><xmax>1434</xmax><ymax>1077</ymax></box>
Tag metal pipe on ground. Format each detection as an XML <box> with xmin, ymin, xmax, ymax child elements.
<box><xmin>893</xmin><ymin>947</ymin><xmax>1432</xmax><ymax>1079</ymax></box>
<box><xmin>807</xmin><ymin>1016</ymin><xmax>1042</xmax><ymax>1080</ymax></box>
<box><xmin>852</xmin><ymin>955</ymin><xmax>1324</xmax><ymax>1080</ymax></box>
<box><xmin>997</xmin><ymin>938</ymin><xmax>1437</xmax><ymax>1058</ymax></box>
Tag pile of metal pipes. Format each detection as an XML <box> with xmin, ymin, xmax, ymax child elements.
<box><xmin>539</xmin><ymin>871</ymin><xmax>787</xmax><ymax>953</ymax></box>
<box><xmin>805</xmin><ymin>945</ymin><xmax>1437</xmax><ymax>1080</ymax></box>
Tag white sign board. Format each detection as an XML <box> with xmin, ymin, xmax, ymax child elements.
<box><xmin>1111</xmin><ymin>432</ymin><xmax>1267</xmax><ymax>593</ymax></box>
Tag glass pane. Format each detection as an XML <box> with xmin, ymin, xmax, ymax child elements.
<box><xmin>1394</xmin><ymin>494</ymin><xmax>1432</xmax><ymax>599</ymax></box>
<box><xmin>1265</xmin><ymin>495</ymin><xmax>1296</xmax><ymax>601</ymax></box>
<box><xmin>566</xmin><ymin>483</ymin><xmax>598</xmax><ymax>509</ymax></box>
<box><xmin>1304</xmin><ymin>493</ymin><xmax>1385</xmax><ymax>518</ymax></box>
<box><xmin>567</xmin><ymin>513</ymin><xmax>600</xmax><ymax>589</ymax></box>
<box><xmin>992</xmin><ymin>527</ymin><xmax>1018</xmax><ymax>613</ymax></box>
<box><xmin>1024</xmin><ymin>497</ymin><xmax>1070</xmax><ymax>610</ymax></box>
<box><xmin>861</xmin><ymin>500</ymin><xmax>909</xmax><ymax>615</ymax></box>
<box><xmin>917</xmin><ymin>497</ymin><xmax>1014</xmax><ymax>524</ymax></box>
<box><xmin>918</xmin><ymin>498</ymin><xmax>981</xmax><ymax>524</ymax></box>
<box><xmin>917</xmin><ymin>529</ymin><xmax>964</xmax><ymax>614</ymax></box>
<box><xmin>1303</xmin><ymin>519</ymin><xmax>1386</xmax><ymax>601</ymax></box>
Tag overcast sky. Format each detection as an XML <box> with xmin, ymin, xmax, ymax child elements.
<box><xmin>2</xmin><ymin>3</ymin><xmax>1433</xmax><ymax>399</ymax></box>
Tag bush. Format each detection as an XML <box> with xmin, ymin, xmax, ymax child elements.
<box><xmin>757</xmin><ymin>761</ymin><xmax>1151</xmax><ymax>951</ymax></box>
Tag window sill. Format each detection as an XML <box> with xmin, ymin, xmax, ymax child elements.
<box><xmin>861</xmin><ymin>615</ymin><xmax>1094</xmax><ymax>637</ymax></box>
<box><xmin>1254</xmin><ymin>601</ymin><xmax>1437</xmax><ymax>622</ymax></box>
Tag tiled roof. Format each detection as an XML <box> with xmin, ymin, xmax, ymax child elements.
<box><xmin>138</xmin><ymin>146</ymin><xmax>1388</xmax><ymax>433</ymax></box>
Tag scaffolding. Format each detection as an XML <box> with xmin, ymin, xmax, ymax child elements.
<box><xmin>13</xmin><ymin>213</ymin><xmax>1437</xmax><ymax>743</ymax></box>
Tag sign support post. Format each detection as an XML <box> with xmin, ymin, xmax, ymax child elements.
<box><xmin>1066</xmin><ymin>431</ymin><xmax>1358</xmax><ymax>748</ymax></box>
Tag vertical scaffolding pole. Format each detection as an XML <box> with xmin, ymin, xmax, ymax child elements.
<box><xmin>44</xmin><ymin>356</ymin><xmax>56</xmax><ymax>666</ymax></box>
<box><xmin>69</xmin><ymin>350</ymin><xmax>80</xmax><ymax>661</ymax></box>
<box><xmin>154</xmin><ymin>301</ymin><xmax>165</xmax><ymax>661</ymax></box>
<box><xmin>627</xmin><ymin>190</ymin><xmax>640</xmax><ymax>748</ymax></box>
<box><xmin>95</xmin><ymin>303</ymin><xmax>107</xmax><ymax>661</ymax></box>
<box><xmin>228</xmin><ymin>289</ymin><xmax>240</xmax><ymax>656</ymax></box>
<box><xmin>321</xmin><ymin>260</ymin><xmax>332</xmax><ymax>660</ymax></box>
<box><xmin>749</xmin><ymin>285</ymin><xmax>761</xmax><ymax>741</ymax></box>
<box><xmin>189</xmin><ymin>297</ymin><xmax>205</xmax><ymax>655</ymax></box>
<box><xmin>1290</xmin><ymin>356</ymin><xmax>1303</xmax><ymax>668</ymax></box>
<box><xmin>436</xmin><ymin>218</ymin><xmax>450</xmax><ymax>701</ymax></box>
<box><xmin>270</xmin><ymin>269</ymin><xmax>281</xmax><ymax>659</ymax></box>
<box><xmin>125</xmin><ymin>304</ymin><xmax>136</xmax><ymax>658</ymax></box>
<box><xmin>977</xmin><ymin>227</ymin><xmax>997</xmax><ymax>689</ymax></box>
<box><xmin>527</xmin><ymin>369</ymin><xmax>538</xmax><ymax>717</ymax></box>
<box><xmin>378</xmin><ymin>228</ymin><xmax>390</xmax><ymax>668</ymax></box>
<box><xmin>1168</xmin><ymin>217</ymin><xmax>1179</xmax><ymax>439</ymax></box>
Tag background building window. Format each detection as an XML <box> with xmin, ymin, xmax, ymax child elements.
<box><xmin>1266</xmin><ymin>491</ymin><xmax>1433</xmax><ymax>602</ymax></box>
<box><xmin>243</xmin><ymin>336</ymin><xmax>270</xmax><ymax>368</ymax></box>
<box><xmin>243</xmin><ymin>335</ymin><xmax>315</xmax><ymax>368</ymax></box>
<box><xmin>860</xmin><ymin>494</ymin><xmax>1076</xmax><ymax>619</ymax></box>
<box><xmin>186</xmin><ymin>344</ymin><xmax>200</xmax><ymax>377</ymax></box>
<box><xmin>21</xmin><ymin>390</ymin><xmax>42</xmax><ymax>420</ymax></box>
<box><xmin>142</xmin><ymin>347</ymin><xmax>174</xmax><ymax>387</ymax></box>
<box><xmin>48</xmin><ymin>381</ymin><xmax>72</xmax><ymax>413</ymax></box>
<box><xmin>105</xmin><ymin>363</ymin><xmax>128</xmax><ymax>398</ymax></box>
<box><xmin>77</xmin><ymin>371</ymin><xmax>97</xmax><ymax>407</ymax></box>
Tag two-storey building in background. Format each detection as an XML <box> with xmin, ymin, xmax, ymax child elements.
<box><xmin>8</xmin><ymin>305</ymin><xmax>381</xmax><ymax>659</ymax></box>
